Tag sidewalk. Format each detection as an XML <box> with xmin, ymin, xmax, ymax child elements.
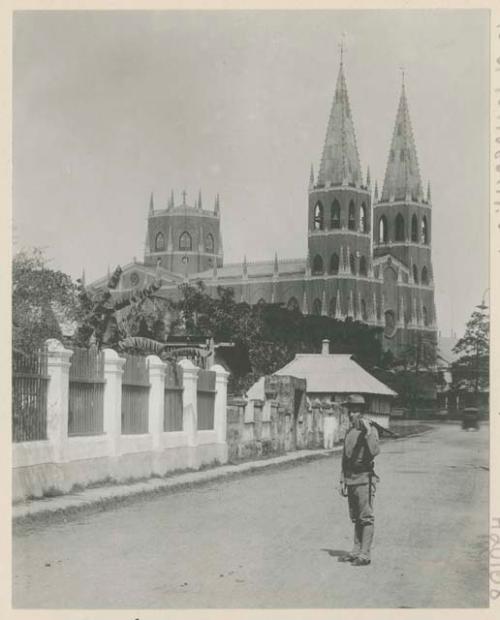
<box><xmin>12</xmin><ymin>446</ymin><xmax>343</xmax><ymax>523</ymax></box>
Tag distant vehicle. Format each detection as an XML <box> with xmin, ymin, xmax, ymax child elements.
<box><xmin>461</xmin><ymin>407</ymin><xmax>480</xmax><ymax>431</ymax></box>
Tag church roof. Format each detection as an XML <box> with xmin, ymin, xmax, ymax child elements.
<box><xmin>381</xmin><ymin>78</ymin><xmax>423</xmax><ymax>202</ymax></box>
<box><xmin>193</xmin><ymin>258</ymin><xmax>306</xmax><ymax>280</ymax></box>
<box><xmin>317</xmin><ymin>58</ymin><xmax>362</xmax><ymax>188</ymax></box>
<box><xmin>275</xmin><ymin>353</ymin><xmax>397</xmax><ymax>396</ymax></box>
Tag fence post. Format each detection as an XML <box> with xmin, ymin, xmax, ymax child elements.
<box><xmin>212</xmin><ymin>364</ymin><xmax>230</xmax><ymax>463</ymax></box>
<box><xmin>147</xmin><ymin>355</ymin><xmax>166</xmax><ymax>450</ymax></box>
<box><xmin>103</xmin><ymin>349</ymin><xmax>126</xmax><ymax>456</ymax></box>
<box><xmin>46</xmin><ymin>339</ymin><xmax>73</xmax><ymax>462</ymax></box>
<box><xmin>179</xmin><ymin>359</ymin><xmax>199</xmax><ymax>448</ymax></box>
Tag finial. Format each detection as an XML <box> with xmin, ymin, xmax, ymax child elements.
<box><xmin>81</xmin><ymin>269</ymin><xmax>86</xmax><ymax>287</ymax></box>
<box><xmin>243</xmin><ymin>254</ymin><xmax>248</xmax><ymax>277</ymax></box>
<box><xmin>169</xmin><ymin>190</ymin><xmax>174</xmax><ymax>209</ymax></box>
<box><xmin>309</xmin><ymin>164</ymin><xmax>315</xmax><ymax>189</ymax></box>
<box><xmin>198</xmin><ymin>189</ymin><xmax>202</xmax><ymax>209</ymax></box>
<box><xmin>400</xmin><ymin>65</ymin><xmax>406</xmax><ymax>89</ymax></box>
<box><xmin>214</xmin><ymin>193</ymin><xmax>220</xmax><ymax>215</ymax></box>
<box><xmin>149</xmin><ymin>191</ymin><xmax>154</xmax><ymax>214</ymax></box>
<box><xmin>274</xmin><ymin>251</ymin><xmax>279</xmax><ymax>275</ymax></box>
<box><xmin>374</xmin><ymin>180</ymin><xmax>379</xmax><ymax>202</ymax></box>
<box><xmin>366</xmin><ymin>166</ymin><xmax>371</xmax><ymax>188</ymax></box>
<box><xmin>339</xmin><ymin>32</ymin><xmax>346</xmax><ymax>66</ymax></box>
<box><xmin>182</xmin><ymin>190</ymin><xmax>187</xmax><ymax>205</ymax></box>
<box><xmin>427</xmin><ymin>181</ymin><xmax>431</xmax><ymax>202</ymax></box>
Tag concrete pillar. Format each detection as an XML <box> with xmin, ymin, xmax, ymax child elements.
<box><xmin>179</xmin><ymin>359</ymin><xmax>199</xmax><ymax>447</ymax></box>
<box><xmin>103</xmin><ymin>348</ymin><xmax>126</xmax><ymax>456</ymax></box>
<box><xmin>46</xmin><ymin>339</ymin><xmax>73</xmax><ymax>462</ymax></box>
<box><xmin>212</xmin><ymin>364</ymin><xmax>230</xmax><ymax>463</ymax></box>
<box><xmin>147</xmin><ymin>355</ymin><xmax>167</xmax><ymax>450</ymax></box>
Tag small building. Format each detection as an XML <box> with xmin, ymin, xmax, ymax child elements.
<box><xmin>273</xmin><ymin>339</ymin><xmax>397</xmax><ymax>415</ymax></box>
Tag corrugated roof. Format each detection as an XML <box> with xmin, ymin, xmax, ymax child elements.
<box><xmin>275</xmin><ymin>353</ymin><xmax>396</xmax><ymax>397</ymax></box>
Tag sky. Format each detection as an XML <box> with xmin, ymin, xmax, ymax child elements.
<box><xmin>13</xmin><ymin>10</ymin><xmax>489</xmax><ymax>337</ymax></box>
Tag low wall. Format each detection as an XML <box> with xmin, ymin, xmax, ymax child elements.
<box><xmin>12</xmin><ymin>341</ymin><xmax>229</xmax><ymax>502</ymax></box>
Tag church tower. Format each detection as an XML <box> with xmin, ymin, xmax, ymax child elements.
<box><xmin>307</xmin><ymin>50</ymin><xmax>373</xmax><ymax>320</ymax></box>
<box><xmin>144</xmin><ymin>190</ymin><xmax>223</xmax><ymax>276</ymax></box>
<box><xmin>373</xmin><ymin>75</ymin><xmax>437</xmax><ymax>353</ymax></box>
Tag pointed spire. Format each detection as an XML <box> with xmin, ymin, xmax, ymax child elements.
<box><xmin>242</xmin><ymin>255</ymin><xmax>248</xmax><ymax>278</ymax></box>
<box><xmin>198</xmin><ymin>189</ymin><xmax>202</xmax><ymax>210</ymax></box>
<box><xmin>317</xmin><ymin>52</ymin><xmax>362</xmax><ymax>188</ymax></box>
<box><xmin>374</xmin><ymin>180</ymin><xmax>379</xmax><ymax>202</ymax></box>
<box><xmin>381</xmin><ymin>75</ymin><xmax>423</xmax><ymax>203</ymax></box>
<box><xmin>273</xmin><ymin>252</ymin><xmax>279</xmax><ymax>276</ymax></box>
<box><xmin>81</xmin><ymin>269</ymin><xmax>86</xmax><ymax>287</ymax></box>
<box><xmin>366</xmin><ymin>166</ymin><xmax>371</xmax><ymax>188</ymax></box>
<box><xmin>309</xmin><ymin>164</ymin><xmax>315</xmax><ymax>189</ymax></box>
<box><xmin>427</xmin><ymin>181</ymin><xmax>432</xmax><ymax>203</ymax></box>
<box><xmin>169</xmin><ymin>190</ymin><xmax>174</xmax><ymax>209</ymax></box>
<box><xmin>214</xmin><ymin>193</ymin><xmax>220</xmax><ymax>215</ymax></box>
<box><xmin>149</xmin><ymin>192</ymin><xmax>154</xmax><ymax>214</ymax></box>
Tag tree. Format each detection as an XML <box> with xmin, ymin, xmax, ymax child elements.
<box><xmin>12</xmin><ymin>248</ymin><xmax>79</xmax><ymax>352</ymax></box>
<box><xmin>451</xmin><ymin>308</ymin><xmax>489</xmax><ymax>395</ymax></box>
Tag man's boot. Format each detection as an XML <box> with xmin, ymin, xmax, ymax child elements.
<box><xmin>340</xmin><ymin>522</ymin><xmax>362</xmax><ymax>562</ymax></box>
<box><xmin>352</xmin><ymin>523</ymin><xmax>374</xmax><ymax>566</ymax></box>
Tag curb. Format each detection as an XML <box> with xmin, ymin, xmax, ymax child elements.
<box><xmin>12</xmin><ymin>447</ymin><xmax>343</xmax><ymax>524</ymax></box>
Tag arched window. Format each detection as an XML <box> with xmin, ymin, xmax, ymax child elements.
<box><xmin>422</xmin><ymin>306</ymin><xmax>429</xmax><ymax>326</ymax></box>
<box><xmin>359</xmin><ymin>256</ymin><xmax>367</xmax><ymax>276</ymax></box>
<box><xmin>395</xmin><ymin>213</ymin><xmax>405</xmax><ymax>241</ymax></box>
<box><xmin>421</xmin><ymin>266</ymin><xmax>429</xmax><ymax>285</ymax></box>
<box><xmin>421</xmin><ymin>216</ymin><xmax>428</xmax><ymax>244</ymax></box>
<box><xmin>314</xmin><ymin>202</ymin><xmax>324</xmax><ymax>230</ymax></box>
<box><xmin>348</xmin><ymin>201</ymin><xmax>356</xmax><ymax>230</ymax></box>
<box><xmin>329</xmin><ymin>253</ymin><xmax>339</xmax><ymax>274</ymax></box>
<box><xmin>312</xmin><ymin>254</ymin><xmax>324</xmax><ymax>274</ymax></box>
<box><xmin>155</xmin><ymin>232</ymin><xmax>165</xmax><ymax>251</ymax></box>
<box><xmin>179</xmin><ymin>231</ymin><xmax>192</xmax><ymax>251</ymax></box>
<box><xmin>312</xmin><ymin>298</ymin><xmax>322</xmax><ymax>316</ymax></box>
<box><xmin>378</xmin><ymin>216</ymin><xmax>388</xmax><ymax>244</ymax></box>
<box><xmin>329</xmin><ymin>296</ymin><xmax>336</xmax><ymax>317</ymax></box>
<box><xmin>205</xmin><ymin>233</ymin><xmax>214</xmax><ymax>253</ymax></box>
<box><xmin>287</xmin><ymin>297</ymin><xmax>299</xmax><ymax>312</ymax></box>
<box><xmin>361</xmin><ymin>299</ymin><xmax>367</xmax><ymax>320</ymax></box>
<box><xmin>350</xmin><ymin>253</ymin><xmax>356</xmax><ymax>275</ymax></box>
<box><xmin>360</xmin><ymin>203</ymin><xmax>367</xmax><ymax>233</ymax></box>
<box><xmin>331</xmin><ymin>200</ymin><xmax>341</xmax><ymax>229</ymax></box>
<box><xmin>257</xmin><ymin>298</ymin><xmax>266</xmax><ymax>305</ymax></box>
<box><xmin>411</xmin><ymin>214</ymin><xmax>418</xmax><ymax>242</ymax></box>
<box><xmin>413</xmin><ymin>264</ymin><xmax>419</xmax><ymax>284</ymax></box>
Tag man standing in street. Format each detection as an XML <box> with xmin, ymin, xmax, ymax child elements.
<box><xmin>339</xmin><ymin>395</ymin><xmax>380</xmax><ymax>566</ymax></box>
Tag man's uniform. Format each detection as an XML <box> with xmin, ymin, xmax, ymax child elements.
<box><xmin>341</xmin><ymin>417</ymin><xmax>380</xmax><ymax>565</ymax></box>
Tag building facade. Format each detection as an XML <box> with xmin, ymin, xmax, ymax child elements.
<box><xmin>91</xmin><ymin>56</ymin><xmax>438</xmax><ymax>359</ymax></box>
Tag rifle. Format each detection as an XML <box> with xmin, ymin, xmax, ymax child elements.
<box><xmin>369</xmin><ymin>419</ymin><xmax>399</xmax><ymax>438</ymax></box>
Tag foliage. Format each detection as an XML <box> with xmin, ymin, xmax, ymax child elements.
<box><xmin>12</xmin><ymin>248</ymin><xmax>79</xmax><ymax>351</ymax></box>
<box><xmin>174</xmin><ymin>282</ymin><xmax>385</xmax><ymax>393</ymax></box>
<box><xmin>451</xmin><ymin>309</ymin><xmax>489</xmax><ymax>393</ymax></box>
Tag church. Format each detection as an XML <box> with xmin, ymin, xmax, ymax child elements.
<box><xmin>91</xmin><ymin>54</ymin><xmax>438</xmax><ymax>358</ymax></box>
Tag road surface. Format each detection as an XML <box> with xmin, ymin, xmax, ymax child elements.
<box><xmin>13</xmin><ymin>423</ymin><xmax>489</xmax><ymax>608</ymax></box>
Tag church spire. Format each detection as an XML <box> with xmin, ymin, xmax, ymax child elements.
<box><xmin>317</xmin><ymin>50</ymin><xmax>362</xmax><ymax>188</ymax></box>
<box><xmin>149</xmin><ymin>192</ymin><xmax>154</xmax><ymax>214</ymax></box>
<box><xmin>309</xmin><ymin>164</ymin><xmax>315</xmax><ymax>189</ymax></box>
<box><xmin>381</xmin><ymin>74</ymin><xmax>423</xmax><ymax>202</ymax></box>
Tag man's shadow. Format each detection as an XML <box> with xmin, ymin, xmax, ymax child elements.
<box><xmin>321</xmin><ymin>548</ymin><xmax>351</xmax><ymax>562</ymax></box>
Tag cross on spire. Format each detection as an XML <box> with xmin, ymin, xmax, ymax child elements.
<box><xmin>339</xmin><ymin>32</ymin><xmax>346</xmax><ymax>65</ymax></box>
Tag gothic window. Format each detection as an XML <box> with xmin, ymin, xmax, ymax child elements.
<box><xmin>350</xmin><ymin>253</ymin><xmax>356</xmax><ymax>275</ymax></box>
<box><xmin>395</xmin><ymin>213</ymin><xmax>405</xmax><ymax>241</ymax></box>
<box><xmin>312</xmin><ymin>298</ymin><xmax>322</xmax><ymax>316</ymax></box>
<box><xmin>287</xmin><ymin>297</ymin><xmax>299</xmax><ymax>312</ymax></box>
<box><xmin>421</xmin><ymin>217</ymin><xmax>428</xmax><ymax>244</ymax></box>
<box><xmin>179</xmin><ymin>231</ymin><xmax>192</xmax><ymax>251</ymax></box>
<box><xmin>359</xmin><ymin>256</ymin><xmax>367</xmax><ymax>276</ymax></box>
<box><xmin>348</xmin><ymin>201</ymin><xmax>356</xmax><ymax>230</ymax></box>
<box><xmin>422</xmin><ymin>306</ymin><xmax>429</xmax><ymax>326</ymax></box>
<box><xmin>329</xmin><ymin>296</ymin><xmax>336</xmax><ymax>317</ymax></box>
<box><xmin>378</xmin><ymin>216</ymin><xmax>388</xmax><ymax>244</ymax></box>
<box><xmin>314</xmin><ymin>202</ymin><xmax>324</xmax><ymax>230</ymax></box>
<box><xmin>411</xmin><ymin>214</ymin><xmax>418</xmax><ymax>242</ymax></box>
<box><xmin>421</xmin><ymin>266</ymin><xmax>429</xmax><ymax>285</ymax></box>
<box><xmin>384</xmin><ymin>310</ymin><xmax>396</xmax><ymax>337</ymax></box>
<box><xmin>331</xmin><ymin>200</ymin><xmax>341</xmax><ymax>229</ymax></box>
<box><xmin>413</xmin><ymin>264</ymin><xmax>419</xmax><ymax>284</ymax></box>
<box><xmin>205</xmin><ymin>233</ymin><xmax>214</xmax><ymax>253</ymax></box>
<box><xmin>312</xmin><ymin>254</ymin><xmax>324</xmax><ymax>274</ymax></box>
<box><xmin>155</xmin><ymin>232</ymin><xmax>165</xmax><ymax>252</ymax></box>
<box><xmin>360</xmin><ymin>203</ymin><xmax>367</xmax><ymax>233</ymax></box>
<box><xmin>329</xmin><ymin>253</ymin><xmax>339</xmax><ymax>274</ymax></box>
<box><xmin>361</xmin><ymin>299</ymin><xmax>367</xmax><ymax>320</ymax></box>
<box><xmin>257</xmin><ymin>298</ymin><xmax>266</xmax><ymax>305</ymax></box>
